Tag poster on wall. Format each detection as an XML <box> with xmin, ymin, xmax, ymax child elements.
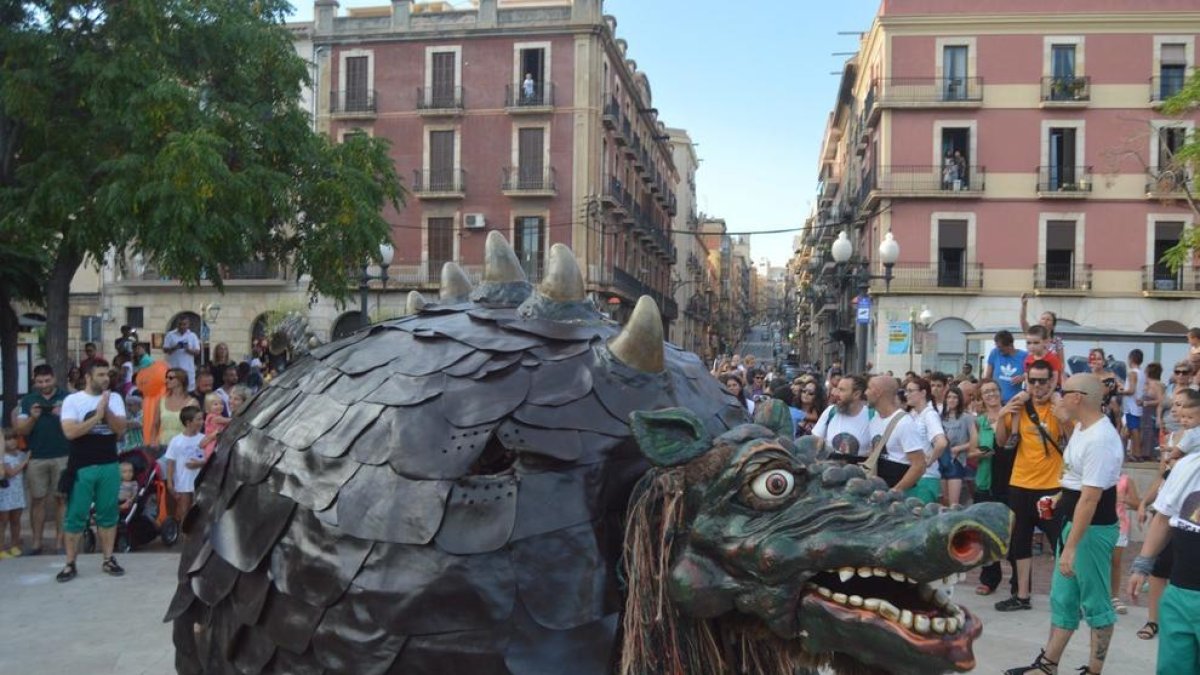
<box><xmin>888</xmin><ymin>321</ymin><xmax>912</xmax><ymax>355</ymax></box>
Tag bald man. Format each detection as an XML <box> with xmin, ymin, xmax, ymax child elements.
<box><xmin>1006</xmin><ymin>374</ymin><xmax>1123</xmax><ymax>675</ymax></box>
<box><xmin>864</xmin><ymin>375</ymin><xmax>927</xmax><ymax>492</ymax></box>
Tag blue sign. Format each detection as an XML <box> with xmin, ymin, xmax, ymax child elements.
<box><xmin>856</xmin><ymin>296</ymin><xmax>872</xmax><ymax>325</ymax></box>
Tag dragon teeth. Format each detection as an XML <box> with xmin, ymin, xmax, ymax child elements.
<box><xmin>946</xmin><ymin>617</ymin><xmax>959</xmax><ymax>633</ymax></box>
<box><xmin>878</xmin><ymin>601</ymin><xmax>900</xmax><ymax>622</ymax></box>
<box><xmin>818</xmin><ymin>587</ymin><xmax>833</xmax><ymax>598</ymax></box>
<box><xmin>900</xmin><ymin>609</ymin><xmax>914</xmax><ymax>628</ymax></box>
<box><xmin>858</xmin><ymin>567</ymin><xmax>873</xmax><ymax>578</ymax></box>
<box><xmin>873</xmin><ymin>567</ymin><xmax>888</xmax><ymax>577</ymax></box>
<box><xmin>863</xmin><ymin>598</ymin><xmax>881</xmax><ymax>611</ymax></box>
<box><xmin>839</xmin><ymin>568</ymin><xmax>856</xmax><ymax>583</ymax></box>
<box><xmin>914</xmin><ymin>615</ymin><xmax>931</xmax><ymax>634</ymax></box>
<box><xmin>890</xmin><ymin>571</ymin><xmax>906</xmax><ymax>583</ymax></box>
<box><xmin>849</xmin><ymin>595</ymin><xmax>864</xmax><ymax>607</ymax></box>
<box><xmin>832</xmin><ymin>592</ymin><xmax>848</xmax><ymax>605</ymax></box>
<box><xmin>932</xmin><ymin>617</ymin><xmax>946</xmax><ymax>634</ymax></box>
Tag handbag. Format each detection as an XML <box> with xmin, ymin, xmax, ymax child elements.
<box><xmin>862</xmin><ymin>411</ymin><xmax>905</xmax><ymax>480</ymax></box>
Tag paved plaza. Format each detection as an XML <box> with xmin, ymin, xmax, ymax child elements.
<box><xmin>0</xmin><ymin>549</ymin><xmax>1157</xmax><ymax>674</ymax></box>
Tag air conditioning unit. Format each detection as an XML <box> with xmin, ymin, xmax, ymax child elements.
<box><xmin>464</xmin><ymin>213</ymin><xmax>486</xmax><ymax>230</ymax></box>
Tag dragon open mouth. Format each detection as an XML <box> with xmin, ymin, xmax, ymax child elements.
<box><xmin>800</xmin><ymin>566</ymin><xmax>981</xmax><ymax>670</ymax></box>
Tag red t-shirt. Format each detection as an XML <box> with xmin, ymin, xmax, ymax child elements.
<box><xmin>1024</xmin><ymin>351</ymin><xmax>1063</xmax><ymax>384</ymax></box>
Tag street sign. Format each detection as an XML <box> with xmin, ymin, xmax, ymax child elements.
<box><xmin>856</xmin><ymin>296</ymin><xmax>871</xmax><ymax>325</ymax></box>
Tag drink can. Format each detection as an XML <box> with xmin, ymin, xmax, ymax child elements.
<box><xmin>1037</xmin><ymin>495</ymin><xmax>1055</xmax><ymax>521</ymax></box>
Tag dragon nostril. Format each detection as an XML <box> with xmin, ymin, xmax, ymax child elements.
<box><xmin>949</xmin><ymin>528</ymin><xmax>984</xmax><ymax>565</ymax></box>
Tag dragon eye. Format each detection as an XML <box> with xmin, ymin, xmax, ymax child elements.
<box><xmin>751</xmin><ymin>470</ymin><xmax>795</xmax><ymax>500</ymax></box>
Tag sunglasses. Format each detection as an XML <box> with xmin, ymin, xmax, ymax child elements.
<box><xmin>1027</xmin><ymin>377</ymin><xmax>1051</xmax><ymax>384</ymax></box>
<box><xmin>1176</xmin><ymin>370</ymin><xmax>1192</xmax><ymax>376</ymax></box>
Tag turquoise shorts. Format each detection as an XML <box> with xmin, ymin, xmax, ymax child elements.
<box><xmin>1050</xmin><ymin>521</ymin><xmax>1118</xmax><ymax>631</ymax></box>
<box><xmin>906</xmin><ymin>477</ymin><xmax>941</xmax><ymax>505</ymax></box>
<box><xmin>63</xmin><ymin>463</ymin><xmax>121</xmax><ymax>534</ymax></box>
<box><xmin>1158</xmin><ymin>584</ymin><xmax>1200</xmax><ymax>675</ymax></box>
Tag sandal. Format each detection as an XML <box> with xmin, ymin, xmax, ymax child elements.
<box><xmin>975</xmin><ymin>584</ymin><xmax>996</xmax><ymax>596</ymax></box>
<box><xmin>1137</xmin><ymin>621</ymin><xmax>1159</xmax><ymax>640</ymax></box>
<box><xmin>56</xmin><ymin>561</ymin><xmax>77</xmax><ymax>583</ymax></box>
<box><xmin>1004</xmin><ymin>649</ymin><xmax>1057</xmax><ymax>675</ymax></box>
<box><xmin>1112</xmin><ymin>596</ymin><xmax>1127</xmax><ymax>614</ymax></box>
<box><xmin>102</xmin><ymin>557</ymin><xmax>125</xmax><ymax>577</ymax></box>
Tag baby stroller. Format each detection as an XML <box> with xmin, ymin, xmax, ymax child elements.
<box><xmin>81</xmin><ymin>448</ymin><xmax>180</xmax><ymax>554</ymax></box>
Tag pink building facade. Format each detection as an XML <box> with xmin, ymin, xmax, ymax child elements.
<box><xmin>312</xmin><ymin>0</ymin><xmax>679</xmax><ymax>336</ymax></box>
<box><xmin>799</xmin><ymin>0</ymin><xmax>1200</xmax><ymax>373</ymax></box>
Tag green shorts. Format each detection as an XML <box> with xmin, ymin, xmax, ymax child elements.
<box><xmin>1158</xmin><ymin>584</ymin><xmax>1200</xmax><ymax>675</ymax></box>
<box><xmin>63</xmin><ymin>463</ymin><xmax>121</xmax><ymax>534</ymax></box>
<box><xmin>906</xmin><ymin>477</ymin><xmax>941</xmax><ymax>505</ymax></box>
<box><xmin>1050</xmin><ymin>521</ymin><xmax>1118</xmax><ymax>631</ymax></box>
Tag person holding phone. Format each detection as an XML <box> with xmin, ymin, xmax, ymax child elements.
<box><xmin>13</xmin><ymin>364</ymin><xmax>70</xmax><ymax>555</ymax></box>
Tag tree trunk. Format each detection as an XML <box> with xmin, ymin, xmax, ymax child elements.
<box><xmin>0</xmin><ymin>287</ymin><xmax>19</xmax><ymax>426</ymax></box>
<box><xmin>45</xmin><ymin>247</ymin><xmax>83</xmax><ymax>389</ymax></box>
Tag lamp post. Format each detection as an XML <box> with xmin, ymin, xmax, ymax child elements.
<box><xmin>830</xmin><ymin>230</ymin><xmax>901</xmax><ymax>374</ymax></box>
<box><xmin>359</xmin><ymin>242</ymin><xmax>395</xmax><ymax>329</ymax></box>
<box><xmin>908</xmin><ymin>305</ymin><xmax>933</xmax><ymax>373</ymax></box>
<box><xmin>199</xmin><ymin>302</ymin><xmax>221</xmax><ymax>366</ymax></box>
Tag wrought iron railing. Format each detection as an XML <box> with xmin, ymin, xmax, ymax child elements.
<box><xmin>880</xmin><ymin>262</ymin><xmax>984</xmax><ymax>291</ymax></box>
<box><xmin>412</xmin><ymin>168</ymin><xmax>466</xmax><ymax>194</ymax></box>
<box><xmin>416</xmin><ymin>86</ymin><xmax>464</xmax><ymax>111</ymax></box>
<box><xmin>1142</xmin><ymin>265</ymin><xmax>1200</xmax><ymax>292</ymax></box>
<box><xmin>1040</xmin><ymin>76</ymin><xmax>1090</xmax><ymax>102</ymax></box>
<box><xmin>505</xmin><ymin>81</ymin><xmax>554</xmax><ymax>108</ymax></box>
<box><xmin>870</xmin><ymin>165</ymin><xmax>986</xmax><ymax>193</ymax></box>
<box><xmin>502</xmin><ymin>166</ymin><xmax>556</xmax><ymax>192</ymax></box>
<box><xmin>1034</xmin><ymin>263</ymin><xmax>1092</xmax><ymax>290</ymax></box>
<box><xmin>330</xmin><ymin>89</ymin><xmax>377</xmax><ymax>114</ymax></box>
<box><xmin>875</xmin><ymin>77</ymin><xmax>984</xmax><ymax>104</ymax></box>
<box><xmin>1037</xmin><ymin>166</ymin><xmax>1093</xmax><ymax>193</ymax></box>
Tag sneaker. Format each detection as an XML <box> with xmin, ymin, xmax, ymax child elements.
<box><xmin>1113</xmin><ymin>596</ymin><xmax>1128</xmax><ymax>614</ymax></box>
<box><xmin>6</xmin><ymin>546</ymin><xmax>21</xmax><ymax>557</ymax></box>
<box><xmin>995</xmin><ymin>595</ymin><xmax>1032</xmax><ymax>612</ymax></box>
<box><xmin>102</xmin><ymin>557</ymin><xmax>125</xmax><ymax>577</ymax></box>
<box><xmin>56</xmin><ymin>561</ymin><xmax>77</xmax><ymax>583</ymax></box>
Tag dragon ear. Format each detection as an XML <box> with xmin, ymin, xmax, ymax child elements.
<box><xmin>630</xmin><ymin>408</ymin><xmax>712</xmax><ymax>467</ymax></box>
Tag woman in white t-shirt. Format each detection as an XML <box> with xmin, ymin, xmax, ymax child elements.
<box><xmin>903</xmin><ymin>377</ymin><xmax>946</xmax><ymax>505</ymax></box>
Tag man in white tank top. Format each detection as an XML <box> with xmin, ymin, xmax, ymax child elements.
<box><xmin>1122</xmin><ymin>349</ymin><xmax>1145</xmax><ymax>461</ymax></box>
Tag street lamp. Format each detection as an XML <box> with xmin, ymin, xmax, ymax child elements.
<box><xmin>908</xmin><ymin>305</ymin><xmax>933</xmax><ymax>373</ymax></box>
<box><xmin>199</xmin><ymin>302</ymin><xmax>221</xmax><ymax>365</ymax></box>
<box><xmin>359</xmin><ymin>242</ymin><xmax>395</xmax><ymax>328</ymax></box>
<box><xmin>829</xmin><ymin>230</ymin><xmax>902</xmax><ymax>373</ymax></box>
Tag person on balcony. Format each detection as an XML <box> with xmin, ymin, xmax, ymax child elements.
<box><xmin>522</xmin><ymin>73</ymin><xmax>536</xmax><ymax>103</ymax></box>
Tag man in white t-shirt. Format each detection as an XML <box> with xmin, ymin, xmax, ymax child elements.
<box><xmin>163</xmin><ymin>316</ymin><xmax>201</xmax><ymax>390</ymax></box>
<box><xmin>865</xmin><ymin>376</ymin><xmax>926</xmax><ymax>491</ymax></box>
<box><xmin>812</xmin><ymin>375</ymin><xmax>873</xmax><ymax>460</ymax></box>
<box><xmin>57</xmin><ymin>363</ymin><xmax>128</xmax><ymax>582</ymax></box>
<box><xmin>1006</xmin><ymin>374</ymin><xmax>1122</xmax><ymax>675</ymax></box>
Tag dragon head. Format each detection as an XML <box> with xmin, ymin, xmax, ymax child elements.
<box><xmin>621</xmin><ymin>408</ymin><xmax>1012</xmax><ymax>675</ymax></box>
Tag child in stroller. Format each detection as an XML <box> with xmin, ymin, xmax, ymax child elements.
<box><xmin>80</xmin><ymin>449</ymin><xmax>179</xmax><ymax>554</ymax></box>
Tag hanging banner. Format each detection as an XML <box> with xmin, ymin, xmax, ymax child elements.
<box><xmin>888</xmin><ymin>321</ymin><xmax>912</xmax><ymax>355</ymax></box>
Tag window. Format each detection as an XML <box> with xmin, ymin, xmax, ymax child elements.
<box><xmin>518</xmin><ymin>47</ymin><xmax>546</xmax><ymax>105</ymax></box>
<box><xmin>940</xmin><ymin>127</ymin><xmax>972</xmax><ymax>189</ymax></box>
<box><xmin>1047</xmin><ymin>127</ymin><xmax>1079</xmax><ymax>188</ymax></box>
<box><xmin>431</xmin><ymin>51</ymin><xmax>457</xmax><ymax>107</ymax></box>
<box><xmin>1048</xmin><ymin>44</ymin><xmax>1079</xmax><ymax>101</ymax></box>
<box><xmin>937</xmin><ymin>220</ymin><xmax>968</xmax><ymax>287</ymax></box>
<box><xmin>942</xmin><ymin>45</ymin><xmax>969</xmax><ymax>100</ymax></box>
<box><xmin>427</xmin><ymin>217</ymin><xmax>455</xmax><ymax>282</ymax></box>
<box><xmin>345</xmin><ymin>56</ymin><xmax>370</xmax><ymax>111</ymax></box>
<box><xmin>513</xmin><ymin>216</ymin><xmax>546</xmax><ymax>280</ymax></box>
<box><xmin>125</xmin><ymin>307</ymin><xmax>144</xmax><ymax>330</ymax></box>
<box><xmin>1150</xmin><ymin>222</ymin><xmax>1184</xmax><ymax>289</ymax></box>
<box><xmin>1158</xmin><ymin>126</ymin><xmax>1188</xmax><ymax>171</ymax></box>
<box><xmin>429</xmin><ymin>130</ymin><xmax>456</xmax><ymax>190</ymax></box>
<box><xmin>517</xmin><ymin>127</ymin><xmax>546</xmax><ymax>188</ymax></box>
<box><xmin>1160</xmin><ymin>43</ymin><xmax>1187</xmax><ymax>100</ymax></box>
<box><xmin>1044</xmin><ymin>220</ymin><xmax>1076</xmax><ymax>288</ymax></box>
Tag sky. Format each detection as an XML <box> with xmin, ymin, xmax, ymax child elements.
<box><xmin>289</xmin><ymin>0</ymin><xmax>883</xmax><ymax>267</ymax></box>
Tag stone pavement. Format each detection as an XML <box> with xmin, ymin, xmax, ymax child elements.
<box><xmin>0</xmin><ymin>551</ymin><xmax>1160</xmax><ymax>674</ymax></box>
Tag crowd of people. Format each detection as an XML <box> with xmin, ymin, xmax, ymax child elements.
<box><xmin>0</xmin><ymin>319</ymin><xmax>274</xmax><ymax>584</ymax></box>
<box><xmin>711</xmin><ymin>315</ymin><xmax>1200</xmax><ymax>674</ymax></box>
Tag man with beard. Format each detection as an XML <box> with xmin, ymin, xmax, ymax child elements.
<box><xmin>13</xmin><ymin>365</ymin><xmax>70</xmax><ymax>554</ymax></box>
<box><xmin>812</xmin><ymin>375</ymin><xmax>873</xmax><ymax>461</ymax></box>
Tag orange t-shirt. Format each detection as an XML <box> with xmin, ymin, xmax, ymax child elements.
<box><xmin>1008</xmin><ymin>399</ymin><xmax>1065</xmax><ymax>490</ymax></box>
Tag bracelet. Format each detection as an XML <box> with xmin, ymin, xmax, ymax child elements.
<box><xmin>1131</xmin><ymin>555</ymin><xmax>1156</xmax><ymax>576</ymax></box>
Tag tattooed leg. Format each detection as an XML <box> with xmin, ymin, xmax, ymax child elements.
<box><xmin>1088</xmin><ymin>625</ymin><xmax>1114</xmax><ymax>673</ymax></box>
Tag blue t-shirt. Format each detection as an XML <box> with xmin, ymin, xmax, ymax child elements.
<box><xmin>987</xmin><ymin>348</ymin><xmax>1028</xmax><ymax>403</ymax></box>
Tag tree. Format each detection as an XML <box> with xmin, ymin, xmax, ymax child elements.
<box><xmin>0</xmin><ymin>1</ymin><xmax>404</xmax><ymax>383</ymax></box>
<box><xmin>1159</xmin><ymin>72</ymin><xmax>1200</xmax><ymax>271</ymax></box>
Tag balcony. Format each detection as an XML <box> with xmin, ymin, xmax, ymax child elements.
<box><xmin>1146</xmin><ymin>168</ymin><xmax>1192</xmax><ymax>198</ymax></box>
<box><xmin>416</xmin><ymin>86</ymin><xmax>464</xmax><ymax>115</ymax></box>
<box><xmin>1151</xmin><ymin>74</ymin><xmax>1186</xmax><ymax>105</ymax></box>
<box><xmin>1040</xmin><ymin>76</ymin><xmax>1090</xmax><ymax>107</ymax></box>
<box><xmin>602</xmin><ymin>176</ymin><xmax>629</xmax><ymax>214</ymax></box>
<box><xmin>505</xmin><ymin>81</ymin><xmax>554</xmax><ymax>113</ymax></box>
<box><xmin>330</xmin><ymin>89</ymin><xmax>377</xmax><ymax>118</ymax></box>
<box><xmin>502</xmin><ymin>167</ymin><xmax>557</xmax><ymax>197</ymax></box>
<box><xmin>1036</xmin><ymin>166</ymin><xmax>1093</xmax><ymax>197</ymax></box>
<box><xmin>874</xmin><ymin>77</ymin><xmax>984</xmax><ymax>108</ymax></box>
<box><xmin>599</xmin><ymin>266</ymin><xmax>677</xmax><ymax>319</ymax></box>
<box><xmin>121</xmin><ymin>258</ymin><xmax>286</xmax><ymax>285</ymax></box>
<box><xmin>871</xmin><ymin>262</ymin><xmax>983</xmax><ymax>294</ymax></box>
<box><xmin>619</xmin><ymin>117</ymin><xmax>632</xmax><ymax>148</ymax></box>
<box><xmin>602</xmin><ymin>97</ymin><xmax>619</xmax><ymax>130</ymax></box>
<box><xmin>1034</xmin><ymin>263</ymin><xmax>1093</xmax><ymax>294</ymax></box>
<box><xmin>1142</xmin><ymin>265</ymin><xmax>1200</xmax><ymax>295</ymax></box>
<box><xmin>862</xmin><ymin>165</ymin><xmax>985</xmax><ymax>207</ymax></box>
<box><xmin>412</xmin><ymin>168</ymin><xmax>466</xmax><ymax>199</ymax></box>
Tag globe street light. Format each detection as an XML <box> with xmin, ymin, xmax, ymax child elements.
<box><xmin>830</xmin><ymin>230</ymin><xmax>902</xmax><ymax>373</ymax></box>
<box><xmin>359</xmin><ymin>242</ymin><xmax>395</xmax><ymax>328</ymax></box>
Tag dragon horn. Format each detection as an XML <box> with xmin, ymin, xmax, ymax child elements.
<box><xmin>482</xmin><ymin>231</ymin><xmax>527</xmax><ymax>283</ymax></box>
<box><xmin>538</xmin><ymin>243</ymin><xmax>585</xmax><ymax>302</ymax></box>
<box><xmin>440</xmin><ymin>262</ymin><xmax>473</xmax><ymax>302</ymax></box>
<box><xmin>406</xmin><ymin>290</ymin><xmax>426</xmax><ymax>314</ymax></box>
<box><xmin>608</xmin><ymin>295</ymin><xmax>664</xmax><ymax>373</ymax></box>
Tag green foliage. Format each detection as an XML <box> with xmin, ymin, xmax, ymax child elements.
<box><xmin>1160</xmin><ymin>71</ymin><xmax>1200</xmax><ymax>271</ymax></box>
<box><xmin>0</xmin><ymin>0</ymin><xmax>404</xmax><ymax>298</ymax></box>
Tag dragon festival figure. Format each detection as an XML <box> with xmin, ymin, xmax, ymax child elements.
<box><xmin>167</xmin><ymin>233</ymin><xmax>1011</xmax><ymax>675</ymax></box>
